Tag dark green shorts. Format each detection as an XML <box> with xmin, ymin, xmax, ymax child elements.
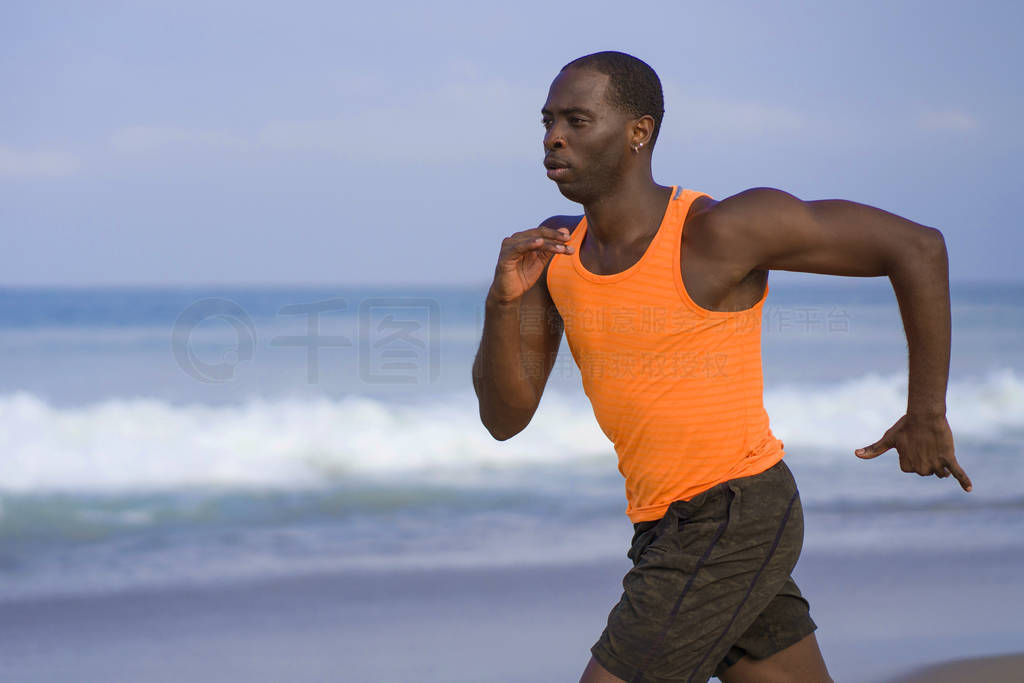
<box><xmin>591</xmin><ymin>458</ymin><xmax>817</xmax><ymax>682</ymax></box>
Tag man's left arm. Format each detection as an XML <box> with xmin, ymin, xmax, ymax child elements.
<box><xmin>705</xmin><ymin>187</ymin><xmax>971</xmax><ymax>492</ymax></box>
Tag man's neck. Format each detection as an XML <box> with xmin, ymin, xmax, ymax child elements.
<box><xmin>582</xmin><ymin>177</ymin><xmax>674</xmax><ymax>248</ymax></box>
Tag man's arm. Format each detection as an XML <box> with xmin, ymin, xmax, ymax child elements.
<box><xmin>471</xmin><ymin>216</ymin><xmax>576</xmax><ymax>440</ymax></box>
<box><xmin>703</xmin><ymin>187</ymin><xmax>971</xmax><ymax>491</ymax></box>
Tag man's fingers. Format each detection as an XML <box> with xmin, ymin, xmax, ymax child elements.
<box><xmin>948</xmin><ymin>462</ymin><xmax>973</xmax><ymax>492</ymax></box>
<box><xmin>531</xmin><ymin>238</ymin><xmax>572</xmax><ymax>253</ymax></box>
<box><xmin>548</xmin><ymin>226</ymin><xmax>573</xmax><ymax>240</ymax></box>
<box><xmin>507</xmin><ymin>236</ymin><xmax>572</xmax><ymax>256</ymax></box>
<box><xmin>530</xmin><ymin>226</ymin><xmax>573</xmax><ymax>241</ymax></box>
<box><xmin>855</xmin><ymin>439</ymin><xmax>890</xmax><ymax>459</ymax></box>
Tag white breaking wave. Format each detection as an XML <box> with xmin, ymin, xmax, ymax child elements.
<box><xmin>768</xmin><ymin>366</ymin><xmax>1024</xmax><ymax>452</ymax></box>
<box><xmin>0</xmin><ymin>388</ymin><xmax>611</xmax><ymax>493</ymax></box>
<box><xmin>0</xmin><ymin>368</ymin><xmax>1021</xmax><ymax>494</ymax></box>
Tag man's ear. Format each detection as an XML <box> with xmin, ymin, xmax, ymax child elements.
<box><xmin>631</xmin><ymin>114</ymin><xmax>655</xmax><ymax>147</ymax></box>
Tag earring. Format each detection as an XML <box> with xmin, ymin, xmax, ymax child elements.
<box><xmin>632</xmin><ymin>142</ymin><xmax>644</xmax><ymax>153</ymax></box>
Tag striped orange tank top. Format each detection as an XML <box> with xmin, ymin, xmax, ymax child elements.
<box><xmin>546</xmin><ymin>185</ymin><xmax>785</xmax><ymax>523</ymax></box>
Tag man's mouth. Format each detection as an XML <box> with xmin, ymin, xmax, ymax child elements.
<box><xmin>544</xmin><ymin>158</ymin><xmax>570</xmax><ymax>180</ymax></box>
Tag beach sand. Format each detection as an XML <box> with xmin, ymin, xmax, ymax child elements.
<box><xmin>0</xmin><ymin>546</ymin><xmax>1020</xmax><ymax>682</ymax></box>
<box><xmin>889</xmin><ymin>653</ymin><xmax>1024</xmax><ymax>682</ymax></box>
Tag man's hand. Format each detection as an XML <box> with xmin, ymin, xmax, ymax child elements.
<box><xmin>487</xmin><ymin>227</ymin><xmax>574</xmax><ymax>305</ymax></box>
<box><xmin>855</xmin><ymin>413</ymin><xmax>972</xmax><ymax>492</ymax></box>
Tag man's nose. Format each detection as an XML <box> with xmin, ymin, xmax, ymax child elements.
<box><xmin>543</xmin><ymin>126</ymin><xmax>565</xmax><ymax>151</ymax></box>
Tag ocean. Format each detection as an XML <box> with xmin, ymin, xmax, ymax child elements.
<box><xmin>1</xmin><ymin>280</ymin><xmax>1022</xmax><ymax>603</ymax></box>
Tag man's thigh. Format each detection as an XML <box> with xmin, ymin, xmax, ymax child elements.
<box><xmin>580</xmin><ymin>655</ymin><xmax>626</xmax><ymax>683</ymax></box>
<box><xmin>717</xmin><ymin>633</ymin><xmax>832</xmax><ymax>683</ymax></box>
<box><xmin>713</xmin><ymin>576</ymin><xmax>818</xmax><ymax>678</ymax></box>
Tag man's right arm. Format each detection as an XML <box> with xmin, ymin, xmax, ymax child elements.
<box><xmin>472</xmin><ymin>216</ymin><xmax>578</xmax><ymax>440</ymax></box>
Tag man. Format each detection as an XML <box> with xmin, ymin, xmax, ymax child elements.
<box><xmin>471</xmin><ymin>51</ymin><xmax>971</xmax><ymax>683</ymax></box>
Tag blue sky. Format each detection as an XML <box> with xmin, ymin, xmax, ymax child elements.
<box><xmin>2</xmin><ymin>0</ymin><xmax>1021</xmax><ymax>286</ymax></box>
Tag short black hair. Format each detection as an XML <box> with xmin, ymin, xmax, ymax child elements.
<box><xmin>561</xmin><ymin>51</ymin><xmax>665</xmax><ymax>149</ymax></box>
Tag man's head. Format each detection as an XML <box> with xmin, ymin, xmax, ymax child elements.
<box><xmin>561</xmin><ymin>51</ymin><xmax>665</xmax><ymax>149</ymax></box>
<box><xmin>542</xmin><ymin>51</ymin><xmax>664</xmax><ymax>202</ymax></box>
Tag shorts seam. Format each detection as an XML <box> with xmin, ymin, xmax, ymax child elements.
<box><xmin>634</xmin><ymin>489</ymin><xmax>735</xmax><ymax>679</ymax></box>
<box><xmin>772</xmin><ymin>613</ymin><xmax>818</xmax><ymax>655</ymax></box>
<box><xmin>713</xmin><ymin>614</ymin><xmax>819</xmax><ymax>678</ymax></box>
<box><xmin>591</xmin><ymin>642</ymin><xmax>693</xmax><ymax>683</ymax></box>
<box><xmin>686</xmin><ymin>489</ymin><xmax>799</xmax><ymax>681</ymax></box>
<box><xmin>591</xmin><ymin>642</ymin><xmax>641</xmax><ymax>682</ymax></box>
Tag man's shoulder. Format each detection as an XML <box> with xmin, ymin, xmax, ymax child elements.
<box><xmin>686</xmin><ymin>187</ymin><xmax>800</xmax><ymax>253</ymax></box>
<box><xmin>702</xmin><ymin>187</ymin><xmax>798</xmax><ymax>226</ymax></box>
<box><xmin>538</xmin><ymin>214</ymin><xmax>584</xmax><ymax>234</ymax></box>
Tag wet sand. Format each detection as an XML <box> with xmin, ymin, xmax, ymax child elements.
<box><xmin>0</xmin><ymin>546</ymin><xmax>1020</xmax><ymax>682</ymax></box>
<box><xmin>887</xmin><ymin>653</ymin><xmax>1024</xmax><ymax>682</ymax></box>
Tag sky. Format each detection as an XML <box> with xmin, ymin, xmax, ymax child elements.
<box><xmin>2</xmin><ymin>0</ymin><xmax>1021</xmax><ymax>287</ymax></box>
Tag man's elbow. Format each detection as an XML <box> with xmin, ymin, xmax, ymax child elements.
<box><xmin>889</xmin><ymin>226</ymin><xmax>946</xmax><ymax>276</ymax></box>
<box><xmin>480</xmin><ymin>410</ymin><xmax>528</xmax><ymax>441</ymax></box>
<box><xmin>477</xmin><ymin>397</ymin><xmax>538</xmax><ymax>440</ymax></box>
<box><xmin>918</xmin><ymin>227</ymin><xmax>948</xmax><ymax>260</ymax></box>
<box><xmin>922</xmin><ymin>226</ymin><xmax>945</xmax><ymax>247</ymax></box>
<box><xmin>488</xmin><ymin>426</ymin><xmax>519</xmax><ymax>441</ymax></box>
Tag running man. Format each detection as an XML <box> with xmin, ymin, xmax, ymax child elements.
<box><xmin>471</xmin><ymin>51</ymin><xmax>971</xmax><ymax>683</ymax></box>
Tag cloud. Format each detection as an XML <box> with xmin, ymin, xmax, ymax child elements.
<box><xmin>661</xmin><ymin>82</ymin><xmax>809</xmax><ymax>140</ymax></box>
<box><xmin>0</xmin><ymin>145</ymin><xmax>80</xmax><ymax>179</ymax></box>
<box><xmin>917</xmin><ymin>110</ymin><xmax>977</xmax><ymax>132</ymax></box>
<box><xmin>259</xmin><ymin>77</ymin><xmax>541</xmax><ymax>163</ymax></box>
<box><xmin>107</xmin><ymin>73</ymin><xmax>543</xmax><ymax>165</ymax></box>
<box><xmin>103</xmin><ymin>75</ymin><xmax>817</xmax><ymax>165</ymax></box>
<box><xmin>110</xmin><ymin>125</ymin><xmax>251</xmax><ymax>154</ymax></box>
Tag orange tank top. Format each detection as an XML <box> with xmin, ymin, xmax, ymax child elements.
<box><xmin>546</xmin><ymin>185</ymin><xmax>785</xmax><ymax>523</ymax></box>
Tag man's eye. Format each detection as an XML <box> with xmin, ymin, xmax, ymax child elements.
<box><xmin>541</xmin><ymin>119</ymin><xmax>551</xmax><ymax>128</ymax></box>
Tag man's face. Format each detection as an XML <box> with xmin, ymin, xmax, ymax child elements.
<box><xmin>541</xmin><ymin>68</ymin><xmax>632</xmax><ymax>203</ymax></box>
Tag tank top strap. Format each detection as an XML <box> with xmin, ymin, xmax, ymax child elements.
<box><xmin>647</xmin><ymin>187</ymin><xmax>707</xmax><ymax>273</ymax></box>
